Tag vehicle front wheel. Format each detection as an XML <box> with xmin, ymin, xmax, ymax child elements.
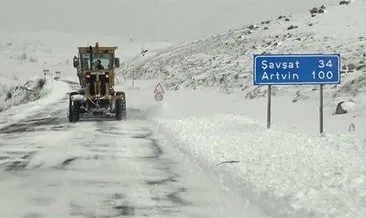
<box><xmin>69</xmin><ymin>92</ymin><xmax>80</xmax><ymax>122</ymax></box>
<box><xmin>115</xmin><ymin>92</ymin><xmax>126</xmax><ymax>120</ymax></box>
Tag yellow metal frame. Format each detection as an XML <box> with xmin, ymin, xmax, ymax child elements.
<box><xmin>76</xmin><ymin>42</ymin><xmax>118</xmax><ymax>100</ymax></box>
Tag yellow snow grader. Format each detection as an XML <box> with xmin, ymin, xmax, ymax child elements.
<box><xmin>68</xmin><ymin>42</ymin><xmax>126</xmax><ymax>122</ymax></box>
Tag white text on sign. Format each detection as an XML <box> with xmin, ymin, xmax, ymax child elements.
<box><xmin>259</xmin><ymin>59</ymin><xmax>336</xmax><ymax>82</ymax></box>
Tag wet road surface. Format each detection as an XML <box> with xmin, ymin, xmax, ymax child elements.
<box><xmin>0</xmin><ymin>81</ymin><xmax>267</xmax><ymax>218</ymax></box>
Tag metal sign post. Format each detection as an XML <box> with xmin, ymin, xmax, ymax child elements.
<box><xmin>320</xmin><ymin>84</ymin><xmax>324</xmax><ymax>134</ymax></box>
<box><xmin>267</xmin><ymin>85</ymin><xmax>271</xmax><ymax>129</ymax></box>
<box><xmin>253</xmin><ymin>54</ymin><xmax>341</xmax><ymax>134</ymax></box>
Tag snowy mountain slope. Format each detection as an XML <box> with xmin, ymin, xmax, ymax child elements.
<box><xmin>120</xmin><ymin>0</ymin><xmax>366</xmax><ymax>99</ymax></box>
<box><xmin>0</xmin><ymin>33</ymin><xmax>59</xmax><ymax>112</ymax></box>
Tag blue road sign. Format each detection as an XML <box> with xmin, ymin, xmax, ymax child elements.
<box><xmin>253</xmin><ymin>54</ymin><xmax>341</xmax><ymax>85</ymax></box>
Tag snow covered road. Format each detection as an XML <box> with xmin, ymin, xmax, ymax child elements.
<box><xmin>0</xmin><ymin>81</ymin><xmax>267</xmax><ymax>218</ymax></box>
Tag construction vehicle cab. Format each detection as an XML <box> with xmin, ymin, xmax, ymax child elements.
<box><xmin>68</xmin><ymin>42</ymin><xmax>126</xmax><ymax>122</ymax></box>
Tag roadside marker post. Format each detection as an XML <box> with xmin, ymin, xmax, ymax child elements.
<box><xmin>43</xmin><ymin>69</ymin><xmax>49</xmax><ymax>80</ymax></box>
<box><xmin>132</xmin><ymin>73</ymin><xmax>135</xmax><ymax>88</ymax></box>
<box><xmin>253</xmin><ymin>54</ymin><xmax>341</xmax><ymax>134</ymax></box>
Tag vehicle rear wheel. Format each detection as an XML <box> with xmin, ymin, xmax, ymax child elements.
<box><xmin>115</xmin><ymin>92</ymin><xmax>126</xmax><ymax>120</ymax></box>
<box><xmin>69</xmin><ymin>92</ymin><xmax>80</xmax><ymax>122</ymax></box>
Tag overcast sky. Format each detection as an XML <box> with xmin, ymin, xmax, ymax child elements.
<box><xmin>0</xmin><ymin>0</ymin><xmax>337</xmax><ymax>42</ymax></box>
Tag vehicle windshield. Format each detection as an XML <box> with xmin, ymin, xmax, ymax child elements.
<box><xmin>81</xmin><ymin>53</ymin><xmax>112</xmax><ymax>70</ymax></box>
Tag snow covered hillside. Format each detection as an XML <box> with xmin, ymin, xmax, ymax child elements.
<box><xmin>121</xmin><ymin>0</ymin><xmax>366</xmax><ymax>98</ymax></box>
<box><xmin>118</xmin><ymin>0</ymin><xmax>366</xmax><ymax>136</ymax></box>
<box><xmin>0</xmin><ymin>32</ymin><xmax>58</xmax><ymax>112</ymax></box>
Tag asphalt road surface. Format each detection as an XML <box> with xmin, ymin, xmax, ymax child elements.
<box><xmin>0</xmin><ymin>81</ymin><xmax>268</xmax><ymax>218</ymax></box>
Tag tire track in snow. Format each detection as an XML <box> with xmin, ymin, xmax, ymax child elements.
<box><xmin>0</xmin><ymin>94</ymin><xmax>70</xmax><ymax>170</ymax></box>
<box><xmin>92</xmin><ymin>121</ymin><xmax>191</xmax><ymax>214</ymax></box>
<box><xmin>0</xmin><ymin>101</ymin><xmax>191</xmax><ymax>217</ymax></box>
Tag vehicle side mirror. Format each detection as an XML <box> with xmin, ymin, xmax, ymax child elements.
<box><xmin>114</xmin><ymin>58</ymin><xmax>120</xmax><ymax>68</ymax></box>
<box><xmin>73</xmin><ymin>57</ymin><xmax>79</xmax><ymax>68</ymax></box>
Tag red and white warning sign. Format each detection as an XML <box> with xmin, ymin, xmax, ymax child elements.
<box><xmin>154</xmin><ymin>92</ymin><xmax>163</xmax><ymax>101</ymax></box>
<box><xmin>153</xmin><ymin>83</ymin><xmax>165</xmax><ymax>94</ymax></box>
<box><xmin>153</xmin><ymin>83</ymin><xmax>164</xmax><ymax>101</ymax></box>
